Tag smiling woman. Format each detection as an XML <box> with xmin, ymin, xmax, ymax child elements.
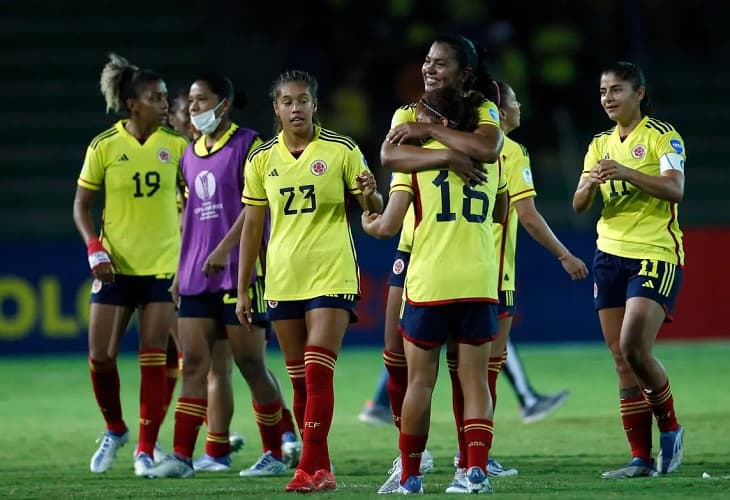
<box><xmin>71</xmin><ymin>53</ymin><xmax>189</xmax><ymax>476</ymax></box>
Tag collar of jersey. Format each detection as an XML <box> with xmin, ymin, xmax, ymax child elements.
<box><xmin>116</xmin><ymin>119</ymin><xmax>160</xmax><ymax>145</ymax></box>
<box><xmin>277</xmin><ymin>124</ymin><xmax>320</xmax><ymax>156</ymax></box>
<box><xmin>194</xmin><ymin>122</ymin><xmax>239</xmax><ymax>157</ymax></box>
<box><xmin>612</xmin><ymin>115</ymin><xmax>649</xmax><ymax>139</ymax></box>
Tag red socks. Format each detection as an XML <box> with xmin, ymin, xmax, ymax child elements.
<box><xmin>138</xmin><ymin>349</ymin><xmax>167</xmax><ymax>455</ymax></box>
<box><xmin>89</xmin><ymin>357</ymin><xmax>126</xmax><ymax>435</ymax></box>
<box><xmin>173</xmin><ymin>397</ymin><xmax>207</xmax><ymax>460</ymax></box>
<box><xmin>384</xmin><ymin>350</ymin><xmax>408</xmax><ymax>429</ymax></box>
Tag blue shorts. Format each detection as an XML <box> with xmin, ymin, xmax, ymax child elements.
<box><xmin>593</xmin><ymin>250</ymin><xmax>683</xmax><ymax>320</ymax></box>
<box><xmin>90</xmin><ymin>274</ymin><xmax>173</xmax><ymax>307</ymax></box>
<box><xmin>387</xmin><ymin>250</ymin><xmax>410</xmax><ymax>288</ymax></box>
<box><xmin>399</xmin><ymin>301</ymin><xmax>499</xmax><ymax>348</ymax></box>
<box><xmin>178</xmin><ymin>278</ymin><xmax>268</xmax><ymax>328</ymax></box>
<box><xmin>267</xmin><ymin>294</ymin><xmax>359</xmax><ymax>323</ymax></box>
<box><xmin>498</xmin><ymin>290</ymin><xmax>516</xmax><ymax>319</ymax></box>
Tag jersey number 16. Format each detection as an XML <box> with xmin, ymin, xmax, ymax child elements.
<box><xmin>433</xmin><ymin>170</ymin><xmax>488</xmax><ymax>223</ymax></box>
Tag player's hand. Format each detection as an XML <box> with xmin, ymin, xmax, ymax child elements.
<box><xmin>235</xmin><ymin>293</ymin><xmax>253</xmax><ymax>330</ymax></box>
<box><xmin>386</xmin><ymin>122</ymin><xmax>431</xmax><ymax>145</ymax></box>
<box><xmin>560</xmin><ymin>254</ymin><xmax>589</xmax><ymax>280</ymax></box>
<box><xmin>361</xmin><ymin>210</ymin><xmax>380</xmax><ymax>236</ymax></box>
<box><xmin>586</xmin><ymin>164</ymin><xmax>604</xmax><ymax>185</ymax></box>
<box><xmin>169</xmin><ymin>274</ymin><xmax>180</xmax><ymax>307</ymax></box>
<box><xmin>448</xmin><ymin>150</ymin><xmax>487</xmax><ymax>185</ymax></box>
<box><xmin>203</xmin><ymin>246</ymin><xmax>228</xmax><ymax>276</ymax></box>
<box><xmin>597</xmin><ymin>160</ymin><xmax>630</xmax><ymax>182</ymax></box>
<box><xmin>356</xmin><ymin>171</ymin><xmax>377</xmax><ymax>197</ymax></box>
<box><xmin>87</xmin><ymin>238</ymin><xmax>115</xmax><ymax>284</ymax></box>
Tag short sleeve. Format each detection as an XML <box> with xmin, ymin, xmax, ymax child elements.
<box><xmin>477</xmin><ymin>100</ymin><xmax>500</xmax><ymax>128</ymax></box>
<box><xmin>344</xmin><ymin>145</ymin><xmax>369</xmax><ymax>195</ymax></box>
<box><xmin>242</xmin><ymin>154</ymin><xmax>268</xmax><ymax>206</ymax></box>
<box><xmin>389</xmin><ymin>172</ymin><xmax>413</xmax><ymax>196</ymax></box>
<box><xmin>655</xmin><ymin>130</ymin><xmax>686</xmax><ymax>161</ymax></box>
<box><xmin>242</xmin><ymin>136</ymin><xmax>264</xmax><ymax>184</ymax></box>
<box><xmin>582</xmin><ymin>138</ymin><xmax>601</xmax><ymax>178</ymax></box>
<box><xmin>507</xmin><ymin>143</ymin><xmax>536</xmax><ymax>202</ymax></box>
<box><xmin>77</xmin><ymin>146</ymin><xmax>105</xmax><ymax>191</ymax></box>
<box><xmin>390</xmin><ymin>106</ymin><xmax>415</xmax><ymax>129</ymax></box>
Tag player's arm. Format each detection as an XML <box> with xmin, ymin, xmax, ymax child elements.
<box><xmin>354</xmin><ymin>171</ymin><xmax>384</xmax><ymax>213</ymax></box>
<box><xmin>361</xmin><ymin>190</ymin><xmax>412</xmax><ymax>239</ymax></box>
<box><xmin>202</xmin><ymin>206</ymin><xmax>246</xmax><ymax>276</ymax></box>
<box><xmin>514</xmin><ymin>197</ymin><xmax>588</xmax><ymax>280</ymax></box>
<box><xmin>492</xmin><ymin>191</ymin><xmax>508</xmax><ymax>224</ymax></box>
<box><xmin>572</xmin><ymin>165</ymin><xmax>603</xmax><ymax>213</ymax></box>
<box><xmin>235</xmin><ymin>204</ymin><xmax>266</xmax><ymax>327</ymax></box>
<box><xmin>387</xmin><ymin>122</ymin><xmax>502</xmax><ymax>164</ymax></box>
<box><xmin>597</xmin><ymin>157</ymin><xmax>684</xmax><ymax>203</ymax></box>
<box><xmin>381</xmin><ymin>141</ymin><xmax>486</xmax><ymax>185</ymax></box>
<box><xmin>73</xmin><ymin>185</ymin><xmax>114</xmax><ymax>284</ymax></box>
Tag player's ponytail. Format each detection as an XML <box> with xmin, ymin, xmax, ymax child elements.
<box><xmin>99</xmin><ymin>53</ymin><xmax>162</xmax><ymax>114</ymax></box>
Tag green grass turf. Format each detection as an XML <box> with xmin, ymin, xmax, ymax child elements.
<box><xmin>1</xmin><ymin>341</ymin><xmax>729</xmax><ymax>498</ymax></box>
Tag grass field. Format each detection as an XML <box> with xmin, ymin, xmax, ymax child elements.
<box><xmin>2</xmin><ymin>341</ymin><xmax>730</xmax><ymax>498</ymax></box>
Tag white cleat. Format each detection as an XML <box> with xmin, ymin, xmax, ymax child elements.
<box><xmin>229</xmin><ymin>432</ymin><xmax>246</xmax><ymax>454</ymax></box>
<box><xmin>466</xmin><ymin>466</ymin><xmax>493</xmax><ymax>494</ymax></box>
<box><xmin>145</xmin><ymin>455</ymin><xmax>195</xmax><ymax>478</ymax></box>
<box><xmin>378</xmin><ymin>450</ymin><xmax>434</xmax><ymax>494</ymax></box>
<box><xmin>132</xmin><ymin>442</ymin><xmax>166</xmax><ymax>463</ymax></box>
<box><xmin>487</xmin><ymin>457</ymin><xmax>518</xmax><ymax>477</ymax></box>
<box><xmin>281</xmin><ymin>431</ymin><xmax>302</xmax><ymax>468</ymax></box>
<box><xmin>657</xmin><ymin>426</ymin><xmax>684</xmax><ymax>474</ymax></box>
<box><xmin>444</xmin><ymin>468</ymin><xmax>468</xmax><ymax>494</ymax></box>
<box><xmin>193</xmin><ymin>454</ymin><xmax>232</xmax><ymax>472</ymax></box>
<box><xmin>90</xmin><ymin>430</ymin><xmax>129</xmax><ymax>473</ymax></box>
<box><xmin>239</xmin><ymin>451</ymin><xmax>288</xmax><ymax>477</ymax></box>
<box><xmin>133</xmin><ymin>451</ymin><xmax>155</xmax><ymax>477</ymax></box>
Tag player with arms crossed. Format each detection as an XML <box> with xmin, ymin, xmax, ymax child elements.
<box><xmin>573</xmin><ymin>61</ymin><xmax>685</xmax><ymax>478</ymax></box>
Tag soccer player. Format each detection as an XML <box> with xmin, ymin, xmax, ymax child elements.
<box><xmin>573</xmin><ymin>62</ymin><xmax>685</xmax><ymax>478</ymax></box>
<box><xmin>235</xmin><ymin>70</ymin><xmax>383</xmax><ymax>493</ymax></box>
<box><xmin>144</xmin><ymin>74</ymin><xmax>297</xmax><ymax>479</ymax></box>
<box><xmin>72</xmin><ymin>53</ymin><xmax>188</xmax><ymax>475</ymax></box>
<box><xmin>375</xmin><ymin>34</ymin><xmax>511</xmax><ymax>493</ymax></box>
<box><xmin>363</xmin><ymin>86</ymin><xmax>508</xmax><ymax>494</ymax></box>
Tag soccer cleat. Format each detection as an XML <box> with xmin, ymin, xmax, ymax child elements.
<box><xmin>444</xmin><ymin>468</ymin><xmax>467</xmax><ymax>494</ymax></box>
<box><xmin>284</xmin><ymin>469</ymin><xmax>316</xmax><ymax>493</ymax></box>
<box><xmin>193</xmin><ymin>453</ymin><xmax>232</xmax><ymax>472</ymax></box>
<box><xmin>397</xmin><ymin>475</ymin><xmax>424</xmax><ymax>494</ymax></box>
<box><xmin>133</xmin><ymin>451</ymin><xmax>155</xmax><ymax>477</ymax></box>
<box><xmin>601</xmin><ymin>457</ymin><xmax>658</xmax><ymax>478</ymax></box>
<box><xmin>313</xmin><ymin>468</ymin><xmax>337</xmax><ymax>491</ymax></box>
<box><xmin>281</xmin><ymin>431</ymin><xmax>302</xmax><ymax>468</ymax></box>
<box><xmin>144</xmin><ymin>455</ymin><xmax>195</xmax><ymax>478</ymax></box>
<box><xmin>90</xmin><ymin>429</ymin><xmax>129</xmax><ymax>473</ymax></box>
<box><xmin>132</xmin><ymin>441</ymin><xmax>166</xmax><ymax>463</ymax></box>
<box><xmin>229</xmin><ymin>432</ymin><xmax>246</xmax><ymax>454</ymax></box>
<box><xmin>466</xmin><ymin>466</ymin><xmax>493</xmax><ymax>494</ymax></box>
<box><xmin>378</xmin><ymin>451</ymin><xmax>435</xmax><ymax>494</ymax></box>
<box><xmin>657</xmin><ymin>426</ymin><xmax>684</xmax><ymax>474</ymax></box>
<box><xmin>487</xmin><ymin>457</ymin><xmax>518</xmax><ymax>477</ymax></box>
<box><xmin>358</xmin><ymin>400</ymin><xmax>392</xmax><ymax>426</ymax></box>
<box><xmin>239</xmin><ymin>451</ymin><xmax>288</xmax><ymax>477</ymax></box>
<box><xmin>522</xmin><ymin>390</ymin><xmax>570</xmax><ymax>424</ymax></box>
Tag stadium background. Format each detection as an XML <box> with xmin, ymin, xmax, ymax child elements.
<box><xmin>1</xmin><ymin>0</ymin><xmax>728</xmax><ymax>354</ymax></box>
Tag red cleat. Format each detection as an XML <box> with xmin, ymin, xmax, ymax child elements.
<box><xmin>313</xmin><ymin>468</ymin><xmax>337</xmax><ymax>491</ymax></box>
<box><xmin>284</xmin><ymin>469</ymin><xmax>315</xmax><ymax>493</ymax></box>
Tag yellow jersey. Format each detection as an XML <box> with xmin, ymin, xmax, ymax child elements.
<box><xmin>243</xmin><ymin>125</ymin><xmax>368</xmax><ymax>300</ymax></box>
<box><xmin>582</xmin><ymin>116</ymin><xmax>685</xmax><ymax>265</ymax></box>
<box><xmin>389</xmin><ymin>99</ymin><xmax>501</xmax><ymax>253</ymax></box>
<box><xmin>493</xmin><ymin>137</ymin><xmax>537</xmax><ymax>292</ymax></box>
<box><xmin>78</xmin><ymin>120</ymin><xmax>188</xmax><ymax>275</ymax></box>
<box><xmin>391</xmin><ymin>140</ymin><xmax>507</xmax><ymax>304</ymax></box>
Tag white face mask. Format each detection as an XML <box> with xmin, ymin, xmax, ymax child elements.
<box><xmin>191</xmin><ymin>100</ymin><xmax>225</xmax><ymax>135</ymax></box>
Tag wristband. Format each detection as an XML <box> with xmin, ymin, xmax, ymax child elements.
<box><xmin>558</xmin><ymin>252</ymin><xmax>570</xmax><ymax>261</ymax></box>
<box><xmin>87</xmin><ymin>239</ymin><xmax>111</xmax><ymax>270</ymax></box>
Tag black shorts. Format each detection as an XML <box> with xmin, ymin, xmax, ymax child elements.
<box><xmin>178</xmin><ymin>279</ymin><xmax>268</xmax><ymax>328</ymax></box>
<box><xmin>593</xmin><ymin>250</ymin><xmax>683</xmax><ymax>321</ymax></box>
<box><xmin>90</xmin><ymin>274</ymin><xmax>173</xmax><ymax>307</ymax></box>
<box><xmin>387</xmin><ymin>250</ymin><xmax>410</xmax><ymax>288</ymax></box>
<box><xmin>498</xmin><ymin>290</ymin><xmax>515</xmax><ymax>319</ymax></box>
<box><xmin>399</xmin><ymin>301</ymin><xmax>499</xmax><ymax>348</ymax></box>
<box><xmin>267</xmin><ymin>294</ymin><xmax>359</xmax><ymax>323</ymax></box>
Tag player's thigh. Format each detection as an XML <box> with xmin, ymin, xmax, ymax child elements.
<box><xmin>178</xmin><ymin>317</ymin><xmax>217</xmax><ymax>373</ymax></box>
<box><xmin>209</xmin><ymin>338</ymin><xmax>233</xmax><ymax>380</ymax></box>
<box><xmin>137</xmin><ymin>301</ymin><xmax>175</xmax><ymax>349</ymax></box>
<box><xmin>88</xmin><ymin>303</ymin><xmax>133</xmax><ymax>360</ymax></box>
<box><xmin>457</xmin><ymin>341</ymin><xmax>491</xmax><ymax>384</ymax></box>
<box><xmin>305</xmin><ymin>307</ymin><xmax>350</xmax><ymax>354</ymax></box>
<box><xmin>491</xmin><ymin>316</ymin><xmax>513</xmax><ymax>356</ymax></box>
<box><xmin>226</xmin><ymin>323</ymin><xmax>268</xmax><ymax>367</ymax></box>
<box><xmin>620</xmin><ymin>297</ymin><xmax>666</xmax><ymax>354</ymax></box>
<box><xmin>598</xmin><ymin>307</ymin><xmax>626</xmax><ymax>355</ymax></box>
<box><xmin>273</xmin><ymin>319</ymin><xmax>308</xmax><ymax>362</ymax></box>
<box><xmin>403</xmin><ymin>338</ymin><xmax>440</xmax><ymax>388</ymax></box>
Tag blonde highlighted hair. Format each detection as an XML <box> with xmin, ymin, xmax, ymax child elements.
<box><xmin>99</xmin><ymin>53</ymin><xmax>161</xmax><ymax>114</ymax></box>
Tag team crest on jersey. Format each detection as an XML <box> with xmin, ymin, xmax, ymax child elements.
<box><xmin>267</xmin><ymin>300</ymin><xmax>279</xmax><ymax>309</ymax></box>
<box><xmin>631</xmin><ymin>144</ymin><xmax>646</xmax><ymax>159</ymax></box>
<box><xmin>310</xmin><ymin>160</ymin><xmax>327</xmax><ymax>176</ymax></box>
<box><xmin>392</xmin><ymin>258</ymin><xmax>405</xmax><ymax>275</ymax></box>
<box><xmin>157</xmin><ymin>148</ymin><xmax>171</xmax><ymax>163</ymax></box>
<box><xmin>91</xmin><ymin>279</ymin><xmax>103</xmax><ymax>294</ymax></box>
<box><xmin>194</xmin><ymin>170</ymin><xmax>216</xmax><ymax>201</ymax></box>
